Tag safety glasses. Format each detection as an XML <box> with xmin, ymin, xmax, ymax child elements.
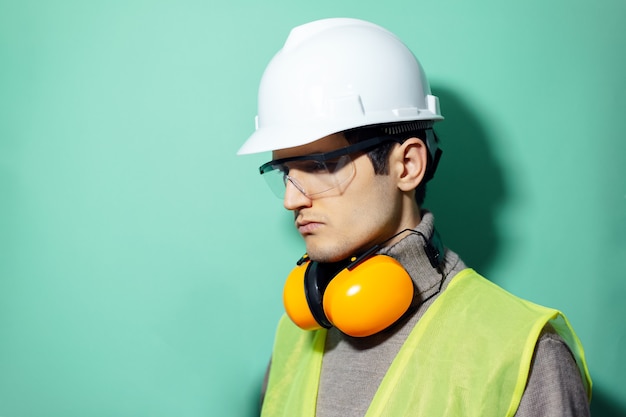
<box><xmin>259</xmin><ymin>136</ymin><xmax>401</xmax><ymax>198</ymax></box>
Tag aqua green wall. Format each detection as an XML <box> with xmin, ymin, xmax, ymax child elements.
<box><xmin>1</xmin><ymin>1</ymin><xmax>624</xmax><ymax>415</ymax></box>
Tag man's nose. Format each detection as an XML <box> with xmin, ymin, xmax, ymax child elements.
<box><xmin>283</xmin><ymin>177</ymin><xmax>312</xmax><ymax>210</ymax></box>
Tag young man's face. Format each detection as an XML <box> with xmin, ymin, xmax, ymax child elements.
<box><xmin>272</xmin><ymin>133</ymin><xmax>411</xmax><ymax>263</ymax></box>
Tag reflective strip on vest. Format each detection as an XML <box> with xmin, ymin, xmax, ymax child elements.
<box><xmin>261</xmin><ymin>268</ymin><xmax>592</xmax><ymax>417</ymax></box>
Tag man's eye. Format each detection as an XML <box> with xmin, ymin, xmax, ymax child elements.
<box><xmin>296</xmin><ymin>161</ymin><xmax>326</xmax><ymax>173</ymax></box>
<box><xmin>310</xmin><ymin>161</ymin><xmax>327</xmax><ymax>172</ymax></box>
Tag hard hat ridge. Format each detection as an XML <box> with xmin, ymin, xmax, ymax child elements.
<box><xmin>281</xmin><ymin>18</ymin><xmax>392</xmax><ymax>52</ymax></box>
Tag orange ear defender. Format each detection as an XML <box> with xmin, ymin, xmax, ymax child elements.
<box><xmin>282</xmin><ymin>253</ymin><xmax>415</xmax><ymax>337</ymax></box>
<box><xmin>282</xmin><ymin>229</ymin><xmax>445</xmax><ymax>337</ymax></box>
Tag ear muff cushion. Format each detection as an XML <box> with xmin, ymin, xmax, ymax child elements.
<box><xmin>283</xmin><ymin>261</ymin><xmax>322</xmax><ymax>331</ymax></box>
<box><xmin>322</xmin><ymin>255</ymin><xmax>414</xmax><ymax>337</ymax></box>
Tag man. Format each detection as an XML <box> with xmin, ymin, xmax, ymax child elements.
<box><xmin>238</xmin><ymin>18</ymin><xmax>592</xmax><ymax>417</ymax></box>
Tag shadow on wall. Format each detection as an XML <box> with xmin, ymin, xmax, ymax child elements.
<box><xmin>249</xmin><ymin>373</ymin><xmax>264</xmax><ymax>416</ymax></box>
<box><xmin>426</xmin><ymin>85</ymin><xmax>506</xmax><ymax>277</ymax></box>
<box><xmin>426</xmin><ymin>86</ymin><xmax>626</xmax><ymax>417</ymax></box>
<box><xmin>590</xmin><ymin>388</ymin><xmax>626</xmax><ymax>417</ymax></box>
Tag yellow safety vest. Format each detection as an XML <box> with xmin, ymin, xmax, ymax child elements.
<box><xmin>261</xmin><ymin>268</ymin><xmax>592</xmax><ymax>417</ymax></box>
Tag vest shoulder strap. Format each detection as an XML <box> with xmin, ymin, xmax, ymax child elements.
<box><xmin>366</xmin><ymin>268</ymin><xmax>591</xmax><ymax>417</ymax></box>
<box><xmin>261</xmin><ymin>315</ymin><xmax>326</xmax><ymax>417</ymax></box>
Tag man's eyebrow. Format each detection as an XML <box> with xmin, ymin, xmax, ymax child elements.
<box><xmin>302</xmin><ymin>149</ymin><xmax>333</xmax><ymax>157</ymax></box>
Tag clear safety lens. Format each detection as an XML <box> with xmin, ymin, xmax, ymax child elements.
<box><xmin>261</xmin><ymin>155</ymin><xmax>354</xmax><ymax>198</ymax></box>
<box><xmin>258</xmin><ymin>135</ymin><xmax>402</xmax><ymax>199</ymax></box>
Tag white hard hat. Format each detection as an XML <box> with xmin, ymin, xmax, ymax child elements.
<box><xmin>238</xmin><ymin>18</ymin><xmax>443</xmax><ymax>155</ymax></box>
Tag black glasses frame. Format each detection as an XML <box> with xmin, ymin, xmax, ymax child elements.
<box><xmin>258</xmin><ymin>135</ymin><xmax>402</xmax><ymax>175</ymax></box>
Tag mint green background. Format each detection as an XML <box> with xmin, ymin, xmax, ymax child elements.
<box><xmin>1</xmin><ymin>0</ymin><xmax>624</xmax><ymax>415</ymax></box>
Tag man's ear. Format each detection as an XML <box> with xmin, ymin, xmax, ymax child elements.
<box><xmin>391</xmin><ymin>138</ymin><xmax>428</xmax><ymax>192</ymax></box>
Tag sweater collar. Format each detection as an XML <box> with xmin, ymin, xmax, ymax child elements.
<box><xmin>378</xmin><ymin>211</ymin><xmax>447</xmax><ymax>303</ymax></box>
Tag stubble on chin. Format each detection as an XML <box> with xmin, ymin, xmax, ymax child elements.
<box><xmin>303</xmin><ymin>237</ymin><xmax>353</xmax><ymax>264</ymax></box>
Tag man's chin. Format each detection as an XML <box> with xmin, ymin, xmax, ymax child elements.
<box><xmin>305</xmin><ymin>244</ymin><xmax>353</xmax><ymax>264</ymax></box>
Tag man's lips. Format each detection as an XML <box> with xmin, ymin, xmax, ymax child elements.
<box><xmin>296</xmin><ymin>220</ymin><xmax>323</xmax><ymax>235</ymax></box>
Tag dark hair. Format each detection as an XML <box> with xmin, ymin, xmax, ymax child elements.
<box><xmin>343</xmin><ymin>122</ymin><xmax>439</xmax><ymax>206</ymax></box>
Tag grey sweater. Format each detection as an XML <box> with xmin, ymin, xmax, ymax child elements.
<box><xmin>314</xmin><ymin>212</ymin><xmax>590</xmax><ymax>416</ymax></box>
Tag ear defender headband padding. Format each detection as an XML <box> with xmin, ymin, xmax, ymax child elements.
<box><xmin>282</xmin><ymin>254</ymin><xmax>415</xmax><ymax>337</ymax></box>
